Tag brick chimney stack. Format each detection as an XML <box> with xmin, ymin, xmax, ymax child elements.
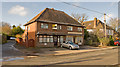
<box><xmin>94</xmin><ymin>17</ymin><xmax>97</xmax><ymax>28</ymax></box>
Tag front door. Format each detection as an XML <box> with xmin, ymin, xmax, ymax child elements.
<box><xmin>53</xmin><ymin>36</ymin><xmax>58</xmax><ymax>47</ymax></box>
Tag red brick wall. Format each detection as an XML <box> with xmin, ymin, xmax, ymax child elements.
<box><xmin>37</xmin><ymin>22</ymin><xmax>84</xmax><ymax>34</ymax></box>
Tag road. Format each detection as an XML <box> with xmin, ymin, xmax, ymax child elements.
<box><xmin>2</xmin><ymin>40</ymin><xmax>26</xmax><ymax>58</ymax></box>
<box><xmin>2</xmin><ymin>46</ymin><xmax>119</xmax><ymax>66</ymax></box>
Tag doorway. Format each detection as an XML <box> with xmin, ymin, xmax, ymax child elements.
<box><xmin>53</xmin><ymin>36</ymin><xmax>58</xmax><ymax>47</ymax></box>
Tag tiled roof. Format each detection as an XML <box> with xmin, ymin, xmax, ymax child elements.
<box><xmin>24</xmin><ymin>8</ymin><xmax>83</xmax><ymax>27</ymax></box>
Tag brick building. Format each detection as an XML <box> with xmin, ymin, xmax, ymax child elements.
<box><xmin>22</xmin><ymin>8</ymin><xmax>84</xmax><ymax>47</ymax></box>
<box><xmin>82</xmin><ymin>18</ymin><xmax>116</xmax><ymax>36</ymax></box>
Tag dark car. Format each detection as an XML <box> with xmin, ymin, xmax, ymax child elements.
<box><xmin>114</xmin><ymin>40</ymin><xmax>120</xmax><ymax>46</ymax></box>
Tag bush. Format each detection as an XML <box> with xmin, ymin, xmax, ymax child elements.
<box><xmin>109</xmin><ymin>39</ymin><xmax>114</xmax><ymax>46</ymax></box>
<box><xmin>87</xmin><ymin>40</ymin><xmax>93</xmax><ymax>45</ymax></box>
<box><xmin>2</xmin><ymin>33</ymin><xmax>7</xmax><ymax>44</ymax></box>
<box><xmin>98</xmin><ymin>37</ymin><xmax>110</xmax><ymax>46</ymax></box>
<box><xmin>109</xmin><ymin>35</ymin><xmax>114</xmax><ymax>46</ymax></box>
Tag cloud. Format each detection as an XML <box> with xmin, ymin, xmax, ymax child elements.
<box><xmin>8</xmin><ymin>5</ymin><xmax>28</xmax><ymax>16</ymax></box>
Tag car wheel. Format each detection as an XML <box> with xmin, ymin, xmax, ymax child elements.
<box><xmin>69</xmin><ymin>46</ymin><xmax>72</xmax><ymax>50</ymax></box>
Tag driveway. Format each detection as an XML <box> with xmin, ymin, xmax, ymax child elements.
<box><xmin>2</xmin><ymin>40</ymin><xmax>26</xmax><ymax>58</ymax></box>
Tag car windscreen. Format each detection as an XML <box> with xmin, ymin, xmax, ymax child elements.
<box><xmin>68</xmin><ymin>42</ymin><xmax>75</xmax><ymax>45</ymax></box>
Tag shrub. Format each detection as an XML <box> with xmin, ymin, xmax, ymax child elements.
<box><xmin>88</xmin><ymin>40</ymin><xmax>93</xmax><ymax>45</ymax></box>
<box><xmin>109</xmin><ymin>36</ymin><xmax>114</xmax><ymax>46</ymax></box>
<box><xmin>109</xmin><ymin>39</ymin><xmax>114</xmax><ymax>46</ymax></box>
<box><xmin>98</xmin><ymin>37</ymin><xmax>110</xmax><ymax>46</ymax></box>
<box><xmin>2</xmin><ymin>33</ymin><xmax>7</xmax><ymax>44</ymax></box>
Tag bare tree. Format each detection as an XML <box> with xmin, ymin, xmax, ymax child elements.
<box><xmin>108</xmin><ymin>17</ymin><xmax>118</xmax><ymax>30</ymax></box>
<box><xmin>71</xmin><ymin>13</ymin><xmax>88</xmax><ymax>23</ymax></box>
<box><xmin>2</xmin><ymin>22</ymin><xmax>12</xmax><ymax>35</ymax></box>
<box><xmin>94</xmin><ymin>27</ymin><xmax>110</xmax><ymax>46</ymax></box>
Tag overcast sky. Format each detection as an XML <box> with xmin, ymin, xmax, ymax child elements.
<box><xmin>2</xmin><ymin>1</ymin><xmax>118</xmax><ymax>29</ymax></box>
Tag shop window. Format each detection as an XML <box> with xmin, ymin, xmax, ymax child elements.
<box><xmin>39</xmin><ymin>35</ymin><xmax>53</xmax><ymax>43</ymax></box>
<box><xmin>39</xmin><ymin>38</ymin><xmax>42</xmax><ymax>42</ymax></box>
<box><xmin>66</xmin><ymin>36</ymin><xmax>73</xmax><ymax>42</ymax></box>
<box><xmin>60</xmin><ymin>36</ymin><xmax>64</xmax><ymax>43</ymax></box>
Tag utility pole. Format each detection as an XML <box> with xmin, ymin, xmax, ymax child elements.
<box><xmin>26</xmin><ymin>26</ymin><xmax>28</xmax><ymax>47</ymax></box>
<box><xmin>104</xmin><ymin>13</ymin><xmax>106</xmax><ymax>37</ymax></box>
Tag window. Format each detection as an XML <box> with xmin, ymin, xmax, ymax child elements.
<box><xmin>28</xmin><ymin>27</ymin><xmax>30</xmax><ymax>30</ymax></box>
<box><xmin>57</xmin><ymin>25</ymin><xmax>62</xmax><ymax>30</ymax></box>
<box><xmin>66</xmin><ymin>36</ymin><xmax>73</xmax><ymax>42</ymax></box>
<box><xmin>52</xmin><ymin>24</ymin><xmax>62</xmax><ymax>30</ymax></box>
<box><xmin>67</xmin><ymin>26</ymin><xmax>73</xmax><ymax>31</ymax></box>
<box><xmin>39</xmin><ymin>38</ymin><xmax>42</xmax><ymax>42</ymax></box>
<box><xmin>39</xmin><ymin>35</ymin><xmax>53</xmax><ymax>43</ymax></box>
<box><xmin>41</xmin><ymin>23</ymin><xmax>48</xmax><ymax>29</ymax></box>
<box><xmin>52</xmin><ymin>24</ymin><xmax>57</xmax><ymax>29</ymax></box>
<box><xmin>78</xmin><ymin>27</ymin><xmax>82</xmax><ymax>31</ymax></box>
<box><xmin>60</xmin><ymin>36</ymin><xmax>64</xmax><ymax>43</ymax></box>
<box><xmin>49</xmin><ymin>36</ymin><xmax>53</xmax><ymax>42</ymax></box>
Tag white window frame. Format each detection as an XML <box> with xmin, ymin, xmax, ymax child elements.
<box><xmin>41</xmin><ymin>23</ymin><xmax>48</xmax><ymax>29</ymax></box>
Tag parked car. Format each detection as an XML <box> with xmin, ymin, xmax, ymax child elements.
<box><xmin>61</xmin><ymin>41</ymin><xmax>79</xmax><ymax>50</ymax></box>
<box><xmin>10</xmin><ymin>37</ymin><xmax>16</xmax><ymax>40</ymax></box>
<box><xmin>114</xmin><ymin>40</ymin><xmax>120</xmax><ymax>46</ymax></box>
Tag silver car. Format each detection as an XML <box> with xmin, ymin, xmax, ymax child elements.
<box><xmin>61</xmin><ymin>41</ymin><xmax>79</xmax><ymax>50</ymax></box>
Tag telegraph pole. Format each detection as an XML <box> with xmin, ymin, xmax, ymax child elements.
<box><xmin>26</xmin><ymin>26</ymin><xmax>28</xmax><ymax>47</ymax></box>
<box><xmin>104</xmin><ymin>13</ymin><xmax>106</xmax><ymax>37</ymax></box>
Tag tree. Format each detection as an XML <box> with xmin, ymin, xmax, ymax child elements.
<box><xmin>11</xmin><ymin>26</ymin><xmax>24</xmax><ymax>36</ymax></box>
<box><xmin>108</xmin><ymin>17</ymin><xmax>118</xmax><ymax>30</ymax></box>
<box><xmin>118</xmin><ymin>27</ymin><xmax>120</xmax><ymax>33</ymax></box>
<box><xmin>2</xmin><ymin>22</ymin><xmax>12</xmax><ymax>35</ymax></box>
<box><xmin>94</xmin><ymin>27</ymin><xmax>110</xmax><ymax>46</ymax></box>
<box><xmin>71</xmin><ymin>13</ymin><xmax>88</xmax><ymax>23</ymax></box>
<box><xmin>12</xmin><ymin>25</ymin><xmax>16</xmax><ymax>28</ymax></box>
<box><xmin>84</xmin><ymin>29</ymin><xmax>89</xmax><ymax>40</ymax></box>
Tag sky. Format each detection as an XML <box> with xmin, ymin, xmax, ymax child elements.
<box><xmin>2</xmin><ymin>2</ymin><xmax>118</xmax><ymax>29</ymax></box>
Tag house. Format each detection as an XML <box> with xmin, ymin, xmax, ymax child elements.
<box><xmin>82</xmin><ymin>18</ymin><xmax>116</xmax><ymax>36</ymax></box>
<box><xmin>22</xmin><ymin>8</ymin><xmax>84</xmax><ymax>47</ymax></box>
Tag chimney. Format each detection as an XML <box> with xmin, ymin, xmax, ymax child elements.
<box><xmin>94</xmin><ymin>17</ymin><xmax>97</xmax><ymax>28</ymax></box>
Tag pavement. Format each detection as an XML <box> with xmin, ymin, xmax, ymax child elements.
<box><xmin>18</xmin><ymin>45</ymin><xmax>117</xmax><ymax>57</ymax></box>
<box><xmin>52</xmin><ymin>46</ymin><xmax>118</xmax><ymax>56</ymax></box>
